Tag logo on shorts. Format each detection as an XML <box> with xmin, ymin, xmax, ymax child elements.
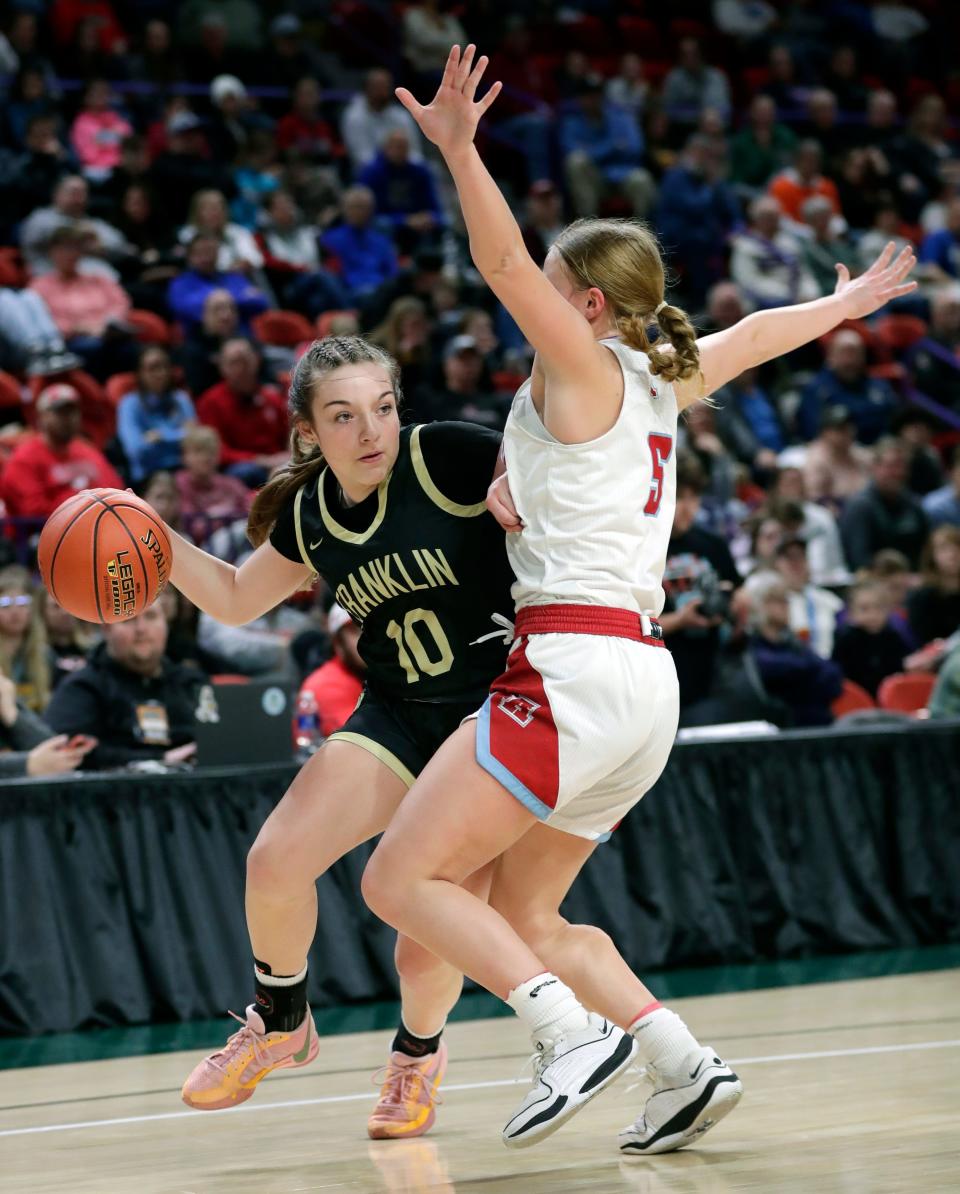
<box><xmin>497</xmin><ymin>694</ymin><xmax>540</xmax><ymax>728</ymax></box>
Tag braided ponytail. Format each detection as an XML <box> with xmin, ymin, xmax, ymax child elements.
<box><xmin>553</xmin><ymin>217</ymin><xmax>701</xmax><ymax>386</ymax></box>
<box><xmin>247</xmin><ymin>335</ymin><xmax>401</xmax><ymax>547</ymax></box>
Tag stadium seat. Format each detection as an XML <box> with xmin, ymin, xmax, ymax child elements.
<box><xmin>616</xmin><ymin>16</ymin><xmax>663</xmax><ymax>57</ymax></box>
<box><xmin>874</xmin><ymin>314</ymin><xmax>928</xmax><ymax>354</ymax></box>
<box><xmin>0</xmin><ymin>247</ymin><xmax>26</xmax><ymax>289</ymax></box>
<box><xmin>105</xmin><ymin>371</ymin><xmax>137</xmax><ymax>406</ymax></box>
<box><xmin>252</xmin><ymin>310</ymin><xmax>315</xmax><ymax>347</ymax></box>
<box><xmin>877</xmin><ymin>672</ymin><xmax>936</xmax><ymax>714</ymax></box>
<box><xmin>212</xmin><ymin>674</ymin><xmax>251</xmax><ymax>685</ymax></box>
<box><xmin>831</xmin><ymin>679</ymin><xmax>876</xmax><ymax>718</ymax></box>
<box><xmin>127</xmin><ymin>309</ymin><xmax>171</xmax><ymax>344</ymax></box>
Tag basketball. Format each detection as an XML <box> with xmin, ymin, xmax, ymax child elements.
<box><xmin>37</xmin><ymin>488</ymin><xmax>172</xmax><ymax>624</ymax></box>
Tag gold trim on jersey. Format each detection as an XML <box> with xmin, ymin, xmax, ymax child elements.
<box><xmin>409</xmin><ymin>425</ymin><xmax>487</xmax><ymax>518</ymax></box>
<box><xmin>326</xmin><ymin>731</ymin><xmax>415</xmax><ymax>788</ymax></box>
<box><xmin>317</xmin><ymin>466</ymin><xmax>391</xmax><ymax>544</ymax></box>
<box><xmin>292</xmin><ymin>486</ymin><xmax>315</xmax><ymax>571</ymax></box>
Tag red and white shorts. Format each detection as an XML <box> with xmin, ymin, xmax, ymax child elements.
<box><xmin>475</xmin><ymin>604</ymin><xmax>679</xmax><ymax>841</ymax></box>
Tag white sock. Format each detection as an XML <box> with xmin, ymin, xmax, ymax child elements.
<box><xmin>628</xmin><ymin>1004</ymin><xmax>701</xmax><ymax>1073</ymax></box>
<box><xmin>254</xmin><ymin>962</ymin><xmax>308</xmax><ymax>987</ymax></box>
<box><xmin>506</xmin><ymin>972</ymin><xmax>590</xmax><ymax>1039</ymax></box>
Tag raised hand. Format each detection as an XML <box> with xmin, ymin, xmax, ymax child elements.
<box><xmin>395</xmin><ymin>44</ymin><xmax>501</xmax><ymax>159</ymax></box>
<box><xmin>834</xmin><ymin>242</ymin><xmax>918</xmax><ymax>319</ymax></box>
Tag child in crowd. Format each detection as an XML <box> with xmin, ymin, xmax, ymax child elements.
<box><xmin>831</xmin><ymin>580</ymin><xmax>906</xmax><ymax>696</ymax></box>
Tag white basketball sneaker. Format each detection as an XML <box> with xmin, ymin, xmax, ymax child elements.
<box><xmin>502</xmin><ymin>1014</ymin><xmax>638</xmax><ymax>1149</ymax></box>
<box><xmin>618</xmin><ymin>1046</ymin><xmax>742</xmax><ymax>1157</ymax></box>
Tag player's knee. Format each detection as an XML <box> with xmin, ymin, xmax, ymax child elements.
<box><xmin>360</xmin><ymin>845</ymin><xmax>403</xmax><ymax>922</ymax></box>
<box><xmin>394</xmin><ymin>934</ymin><xmax>447</xmax><ymax>986</ymax></box>
<box><xmin>246</xmin><ymin>834</ymin><xmax>299</xmax><ymax>896</ymax></box>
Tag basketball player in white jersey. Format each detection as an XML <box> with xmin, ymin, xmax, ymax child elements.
<box><xmin>362</xmin><ymin>45</ymin><xmax>918</xmax><ymax>1154</ymax></box>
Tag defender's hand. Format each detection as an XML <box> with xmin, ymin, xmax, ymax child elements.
<box><xmin>395</xmin><ymin>44</ymin><xmax>502</xmax><ymax>159</ymax></box>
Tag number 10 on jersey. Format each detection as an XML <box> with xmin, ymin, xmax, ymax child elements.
<box><xmin>386</xmin><ymin>608</ymin><xmax>454</xmax><ymax>683</ymax></box>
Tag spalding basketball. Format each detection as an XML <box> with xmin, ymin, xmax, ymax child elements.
<box><xmin>38</xmin><ymin>489</ymin><xmax>172</xmax><ymax>624</ymax></box>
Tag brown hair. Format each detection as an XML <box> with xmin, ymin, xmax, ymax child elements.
<box><xmin>0</xmin><ymin>565</ymin><xmax>50</xmax><ymax>710</ymax></box>
<box><xmin>247</xmin><ymin>335</ymin><xmax>401</xmax><ymax>547</ymax></box>
<box><xmin>553</xmin><ymin>218</ymin><xmax>700</xmax><ymax>384</ymax></box>
<box><xmin>921</xmin><ymin>525</ymin><xmax>960</xmax><ymax>590</ymax></box>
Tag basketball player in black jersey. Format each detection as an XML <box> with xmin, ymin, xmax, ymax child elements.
<box><xmin>166</xmin><ymin>336</ymin><xmax>515</xmax><ymax>1137</ymax></box>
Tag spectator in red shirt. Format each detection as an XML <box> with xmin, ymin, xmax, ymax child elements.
<box><xmin>1</xmin><ymin>382</ymin><xmax>123</xmax><ymax>518</ymax></box>
<box><xmin>196</xmin><ymin>338</ymin><xmax>289</xmax><ymax>486</ymax></box>
<box><xmin>276</xmin><ymin>76</ymin><xmax>342</xmax><ymax>168</ymax></box>
<box><xmin>298</xmin><ymin>604</ymin><xmax>365</xmax><ymax>738</ymax></box>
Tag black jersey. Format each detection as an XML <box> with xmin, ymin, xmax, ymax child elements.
<box><xmin>271</xmin><ymin>422</ymin><xmax>515</xmax><ymax>703</ymax></box>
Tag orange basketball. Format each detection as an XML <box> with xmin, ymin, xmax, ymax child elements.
<box><xmin>37</xmin><ymin>488</ymin><xmax>172</xmax><ymax>624</ymax></box>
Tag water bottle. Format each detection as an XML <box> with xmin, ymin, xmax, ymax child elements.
<box><xmin>294</xmin><ymin>688</ymin><xmax>322</xmax><ymax>759</ymax></box>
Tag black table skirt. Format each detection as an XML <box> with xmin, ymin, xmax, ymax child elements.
<box><xmin>2</xmin><ymin>721</ymin><xmax>958</xmax><ymax>1034</ymax></box>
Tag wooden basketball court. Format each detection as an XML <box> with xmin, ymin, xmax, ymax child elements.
<box><xmin>1</xmin><ymin>969</ymin><xmax>957</xmax><ymax>1193</ymax></box>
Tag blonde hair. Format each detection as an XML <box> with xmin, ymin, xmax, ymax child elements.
<box><xmin>183</xmin><ymin>424</ymin><xmax>220</xmax><ymax>454</ymax></box>
<box><xmin>370</xmin><ymin>296</ymin><xmax>428</xmax><ymax>360</ymax></box>
<box><xmin>0</xmin><ymin>565</ymin><xmax>50</xmax><ymax>710</ymax></box>
<box><xmin>247</xmin><ymin>336</ymin><xmax>402</xmax><ymax>547</ymax></box>
<box><xmin>553</xmin><ymin>218</ymin><xmax>700</xmax><ymax>384</ymax></box>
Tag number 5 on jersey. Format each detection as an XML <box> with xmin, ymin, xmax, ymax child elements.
<box><xmin>644</xmin><ymin>433</ymin><xmax>674</xmax><ymax>517</ymax></box>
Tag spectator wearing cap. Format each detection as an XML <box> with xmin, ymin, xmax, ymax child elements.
<box><xmin>0</xmin><ymin>383</ymin><xmax>123</xmax><ymax>518</ymax></box>
<box><xmin>358</xmin><ymin>128</ymin><xmax>445</xmax><ymax>255</ymax></box>
<box><xmin>196</xmin><ymin>338</ymin><xmax>288</xmax><ymax>486</ymax></box>
<box><xmin>768</xmin><ymin>141</ymin><xmax>842</xmax><ymax>224</ymax></box>
<box><xmin>116</xmin><ymin>346</ymin><xmax>196</xmax><ymax>483</ymax></box>
<box><xmin>841</xmin><ymin>438</ymin><xmax>930</xmax><ymax>570</ymax></box>
<box><xmin>520</xmin><ymin>180</ymin><xmax>564</xmax><ymax>268</ymax></box>
<box><xmin>730</xmin><ymin>94</ymin><xmax>797</xmax><ymax>196</ymax></box>
<box><xmin>803</xmin><ymin>405</ymin><xmax>872</xmax><ymax>505</ymax></box>
<box><xmin>69</xmin><ymin>78</ymin><xmax>132</xmax><ymax>182</ymax></box>
<box><xmin>662</xmin><ymin>38</ymin><xmax>732</xmax><ymax>125</ymax></box>
<box><xmin>298</xmin><ymin>604</ymin><xmax>365</xmax><ymax>738</ymax></box>
<box><xmin>249</xmin><ymin>14</ymin><xmax>325</xmax><ymax>94</ymax></box>
<box><xmin>923</xmin><ymin>446</ymin><xmax>960</xmax><ymax>529</ymax></box>
<box><xmin>800</xmin><ymin>195</ymin><xmax>859</xmax><ymax>296</ymax></box>
<box><xmin>771</xmin><ymin>534</ymin><xmax>844</xmax><ymax>658</ymax></box>
<box><xmin>149</xmin><ymin>110</ymin><xmax>234</xmax><ymax>225</ymax></box>
<box><xmin>19</xmin><ymin>173</ymin><xmax>131</xmax><ymax>277</ymax></box>
<box><xmin>797</xmin><ymin>330</ymin><xmax>898</xmax><ymax>445</ymax></box>
<box><xmin>179</xmin><ymin>188</ymin><xmax>264</xmax><ymax>274</ymax></box>
<box><xmin>746</xmin><ymin>575</ymin><xmax>842</xmax><ymax>727</ymax></box>
<box><xmin>28</xmin><ymin>225</ymin><xmax>136</xmax><ymax>380</ymax></box>
<box><xmin>414</xmin><ymin>336</ymin><xmax>509</xmax><ymax>429</ymax></box>
<box><xmin>206</xmin><ymin>74</ymin><xmax>255</xmax><ymax>163</ymax></box>
<box><xmin>341</xmin><ymin>68</ymin><xmax>423</xmax><ymax>171</ymax></box>
<box><xmin>832</xmin><ymin>580</ymin><xmax>906</xmax><ymax>698</ymax></box>
<box><xmin>320</xmin><ymin>186</ymin><xmax>399</xmax><ymax>302</ymax></box>
<box><xmin>730</xmin><ymin>195</ymin><xmax>818</xmax><ymax>311</ymax></box>
<box><xmin>655</xmin><ymin>135</ymin><xmax>740</xmax><ymax>306</ymax></box>
<box><xmin>167</xmin><ymin>232</ymin><xmax>269</xmax><ymax>332</ymax></box>
<box><xmin>559</xmin><ymin>75</ymin><xmax>655</xmax><ymax>221</ymax></box>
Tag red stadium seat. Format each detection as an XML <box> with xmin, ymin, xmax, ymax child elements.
<box><xmin>105</xmin><ymin>371</ymin><xmax>137</xmax><ymax>406</ymax></box>
<box><xmin>616</xmin><ymin>16</ymin><xmax>663</xmax><ymax>57</ymax></box>
<box><xmin>212</xmin><ymin>673</ymin><xmax>251</xmax><ymax>685</ymax></box>
<box><xmin>127</xmin><ymin>309</ymin><xmax>171</xmax><ymax>344</ymax></box>
<box><xmin>831</xmin><ymin>679</ymin><xmax>876</xmax><ymax>718</ymax></box>
<box><xmin>877</xmin><ymin>672</ymin><xmax>936</xmax><ymax>714</ymax></box>
<box><xmin>0</xmin><ymin>247</ymin><xmax>26</xmax><ymax>289</ymax></box>
<box><xmin>669</xmin><ymin>18</ymin><xmax>710</xmax><ymax>43</ymax></box>
<box><xmin>252</xmin><ymin>310</ymin><xmax>315</xmax><ymax>347</ymax></box>
<box><xmin>873</xmin><ymin>314</ymin><xmax>928</xmax><ymax>354</ymax></box>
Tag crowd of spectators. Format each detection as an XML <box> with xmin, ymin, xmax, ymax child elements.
<box><xmin>1</xmin><ymin>0</ymin><xmax>960</xmax><ymax>774</ymax></box>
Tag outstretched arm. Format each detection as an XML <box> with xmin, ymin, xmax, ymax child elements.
<box><xmin>397</xmin><ymin>46</ymin><xmax>611</xmax><ymax>409</ymax></box>
<box><xmin>692</xmin><ymin>243</ymin><xmax>917</xmax><ymax>406</ymax></box>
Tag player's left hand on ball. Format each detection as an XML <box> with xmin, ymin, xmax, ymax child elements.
<box><xmin>487</xmin><ymin>472</ymin><xmax>523</xmax><ymax>533</ymax></box>
<box><xmin>834</xmin><ymin>241</ymin><xmax>917</xmax><ymax>318</ymax></box>
<box><xmin>395</xmin><ymin>44</ymin><xmax>501</xmax><ymax>157</ymax></box>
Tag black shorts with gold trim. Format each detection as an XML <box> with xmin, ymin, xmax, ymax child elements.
<box><xmin>327</xmin><ymin>684</ymin><xmax>484</xmax><ymax>788</ymax></box>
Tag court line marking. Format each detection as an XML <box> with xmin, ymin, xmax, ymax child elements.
<box><xmin>1</xmin><ymin>1038</ymin><xmax>958</xmax><ymax>1139</ymax></box>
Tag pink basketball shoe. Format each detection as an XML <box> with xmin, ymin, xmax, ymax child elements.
<box><xmin>367</xmin><ymin>1040</ymin><xmax>448</xmax><ymax>1139</ymax></box>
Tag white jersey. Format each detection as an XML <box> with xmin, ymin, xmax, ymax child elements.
<box><xmin>503</xmin><ymin>338</ymin><xmax>678</xmax><ymax>618</ymax></box>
